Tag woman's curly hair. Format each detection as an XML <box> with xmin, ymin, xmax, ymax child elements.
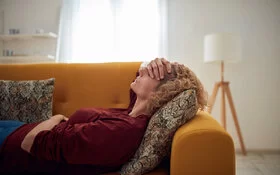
<box><xmin>146</xmin><ymin>63</ymin><xmax>208</xmax><ymax>115</ymax></box>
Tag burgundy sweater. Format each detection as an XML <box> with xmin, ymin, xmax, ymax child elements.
<box><xmin>0</xmin><ymin>84</ymin><xmax>148</xmax><ymax>174</ymax></box>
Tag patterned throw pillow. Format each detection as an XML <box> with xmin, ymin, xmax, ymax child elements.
<box><xmin>120</xmin><ymin>89</ymin><xmax>198</xmax><ymax>175</ymax></box>
<box><xmin>0</xmin><ymin>78</ymin><xmax>55</xmax><ymax>123</ymax></box>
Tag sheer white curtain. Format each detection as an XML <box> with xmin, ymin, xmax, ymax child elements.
<box><xmin>56</xmin><ymin>0</ymin><xmax>80</xmax><ymax>62</ymax></box>
<box><xmin>57</xmin><ymin>0</ymin><xmax>167</xmax><ymax>63</ymax></box>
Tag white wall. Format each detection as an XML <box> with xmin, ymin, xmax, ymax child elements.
<box><xmin>0</xmin><ymin>0</ymin><xmax>62</xmax><ymax>57</ymax></box>
<box><xmin>0</xmin><ymin>0</ymin><xmax>61</xmax><ymax>34</ymax></box>
<box><xmin>168</xmin><ymin>0</ymin><xmax>280</xmax><ymax>151</ymax></box>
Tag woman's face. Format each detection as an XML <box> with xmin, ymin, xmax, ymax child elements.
<box><xmin>130</xmin><ymin>68</ymin><xmax>160</xmax><ymax>100</ymax></box>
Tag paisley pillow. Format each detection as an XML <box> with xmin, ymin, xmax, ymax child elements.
<box><xmin>0</xmin><ymin>78</ymin><xmax>55</xmax><ymax>123</ymax></box>
<box><xmin>120</xmin><ymin>89</ymin><xmax>198</xmax><ymax>175</ymax></box>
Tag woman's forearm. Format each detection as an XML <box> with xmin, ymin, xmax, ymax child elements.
<box><xmin>21</xmin><ymin>115</ymin><xmax>65</xmax><ymax>153</ymax></box>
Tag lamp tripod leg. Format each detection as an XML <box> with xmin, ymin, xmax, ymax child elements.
<box><xmin>221</xmin><ymin>83</ymin><xmax>227</xmax><ymax>129</ymax></box>
<box><xmin>207</xmin><ymin>83</ymin><xmax>220</xmax><ymax>113</ymax></box>
<box><xmin>225</xmin><ymin>84</ymin><xmax>247</xmax><ymax>156</ymax></box>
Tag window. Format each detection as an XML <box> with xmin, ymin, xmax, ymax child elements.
<box><xmin>66</xmin><ymin>0</ymin><xmax>167</xmax><ymax>63</ymax></box>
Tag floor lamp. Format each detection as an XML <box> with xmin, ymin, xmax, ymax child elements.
<box><xmin>204</xmin><ymin>33</ymin><xmax>247</xmax><ymax>156</ymax></box>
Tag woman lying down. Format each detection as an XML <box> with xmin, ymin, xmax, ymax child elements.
<box><xmin>0</xmin><ymin>58</ymin><xmax>206</xmax><ymax>174</ymax></box>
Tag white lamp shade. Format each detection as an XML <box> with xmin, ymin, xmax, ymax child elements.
<box><xmin>204</xmin><ymin>33</ymin><xmax>242</xmax><ymax>63</ymax></box>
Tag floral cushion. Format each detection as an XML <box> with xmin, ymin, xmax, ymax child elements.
<box><xmin>0</xmin><ymin>78</ymin><xmax>55</xmax><ymax>123</ymax></box>
<box><xmin>120</xmin><ymin>89</ymin><xmax>198</xmax><ymax>175</ymax></box>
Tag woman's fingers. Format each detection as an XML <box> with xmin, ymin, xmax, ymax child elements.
<box><xmin>147</xmin><ymin>58</ymin><xmax>171</xmax><ymax>80</ymax></box>
<box><xmin>151</xmin><ymin>60</ymin><xmax>160</xmax><ymax>80</ymax></box>
<box><xmin>147</xmin><ymin>61</ymin><xmax>154</xmax><ymax>78</ymax></box>
<box><xmin>155</xmin><ymin>58</ymin><xmax>164</xmax><ymax>79</ymax></box>
<box><xmin>52</xmin><ymin>114</ymin><xmax>68</xmax><ymax>121</ymax></box>
<box><xmin>162</xmin><ymin>58</ymin><xmax>172</xmax><ymax>73</ymax></box>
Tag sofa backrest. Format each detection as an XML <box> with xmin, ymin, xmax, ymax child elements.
<box><xmin>0</xmin><ymin>62</ymin><xmax>141</xmax><ymax>117</ymax></box>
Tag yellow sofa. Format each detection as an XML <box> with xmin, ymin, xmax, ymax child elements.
<box><xmin>0</xmin><ymin>63</ymin><xmax>235</xmax><ymax>175</ymax></box>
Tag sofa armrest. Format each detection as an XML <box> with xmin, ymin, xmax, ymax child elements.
<box><xmin>170</xmin><ymin>111</ymin><xmax>235</xmax><ymax>175</ymax></box>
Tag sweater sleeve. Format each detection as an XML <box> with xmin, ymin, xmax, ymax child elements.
<box><xmin>30</xmin><ymin>121</ymin><xmax>108</xmax><ymax>164</ymax></box>
<box><xmin>30</xmin><ymin>115</ymin><xmax>148</xmax><ymax>166</ymax></box>
<box><xmin>67</xmin><ymin>108</ymin><xmax>100</xmax><ymax>125</ymax></box>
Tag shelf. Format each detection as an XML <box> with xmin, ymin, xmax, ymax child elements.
<box><xmin>0</xmin><ymin>32</ymin><xmax>58</xmax><ymax>41</ymax></box>
<box><xmin>0</xmin><ymin>55</ymin><xmax>56</xmax><ymax>64</ymax></box>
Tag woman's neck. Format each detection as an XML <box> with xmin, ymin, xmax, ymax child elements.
<box><xmin>129</xmin><ymin>98</ymin><xmax>149</xmax><ymax>117</ymax></box>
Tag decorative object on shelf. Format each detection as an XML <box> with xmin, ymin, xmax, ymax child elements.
<box><xmin>35</xmin><ymin>28</ymin><xmax>44</xmax><ymax>34</ymax></box>
<box><xmin>2</xmin><ymin>49</ymin><xmax>14</xmax><ymax>56</ymax></box>
<box><xmin>204</xmin><ymin>33</ymin><xmax>247</xmax><ymax>156</ymax></box>
<box><xmin>9</xmin><ymin>28</ymin><xmax>20</xmax><ymax>35</ymax></box>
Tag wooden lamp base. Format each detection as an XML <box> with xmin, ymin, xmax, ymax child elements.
<box><xmin>207</xmin><ymin>61</ymin><xmax>247</xmax><ymax>156</ymax></box>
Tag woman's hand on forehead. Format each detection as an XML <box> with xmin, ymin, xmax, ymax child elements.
<box><xmin>139</xmin><ymin>67</ymin><xmax>149</xmax><ymax>77</ymax></box>
<box><xmin>146</xmin><ymin>58</ymin><xmax>172</xmax><ymax>80</ymax></box>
